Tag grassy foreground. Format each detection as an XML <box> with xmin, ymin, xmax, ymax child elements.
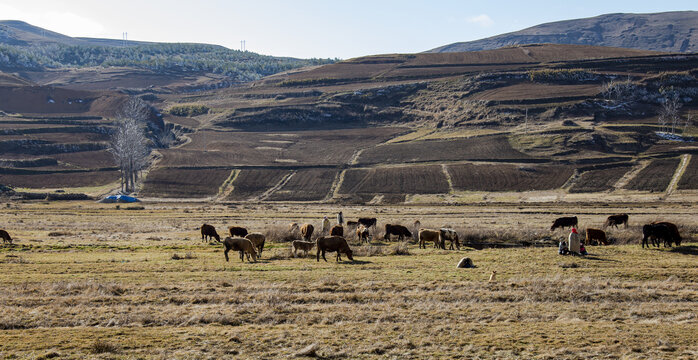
<box><xmin>0</xmin><ymin>202</ymin><xmax>696</xmax><ymax>359</ymax></box>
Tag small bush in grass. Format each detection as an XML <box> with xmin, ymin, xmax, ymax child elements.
<box><xmin>90</xmin><ymin>340</ymin><xmax>119</xmax><ymax>354</ymax></box>
<box><xmin>125</xmin><ymin>205</ymin><xmax>145</xmax><ymax>210</ymax></box>
<box><xmin>47</xmin><ymin>231</ymin><xmax>71</xmax><ymax>237</ymax></box>
<box><xmin>387</xmin><ymin>242</ymin><xmax>410</xmax><ymax>255</ymax></box>
<box><xmin>172</xmin><ymin>252</ymin><xmax>196</xmax><ymax>260</ymax></box>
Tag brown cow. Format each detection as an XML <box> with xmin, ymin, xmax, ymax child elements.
<box><xmin>200</xmin><ymin>224</ymin><xmax>220</xmax><ymax>242</ymax></box>
<box><xmin>301</xmin><ymin>223</ymin><xmax>314</xmax><ymax>241</ymax></box>
<box><xmin>245</xmin><ymin>233</ymin><xmax>266</xmax><ymax>257</ymax></box>
<box><xmin>316</xmin><ymin>236</ymin><xmax>354</xmax><ymax>262</ymax></box>
<box><xmin>384</xmin><ymin>224</ymin><xmax>412</xmax><ymax>241</ymax></box>
<box><xmin>0</xmin><ymin>229</ymin><xmax>12</xmax><ymax>245</ymax></box>
<box><xmin>291</xmin><ymin>240</ymin><xmax>315</xmax><ymax>257</ymax></box>
<box><xmin>419</xmin><ymin>229</ymin><xmax>440</xmax><ymax>249</ymax></box>
<box><xmin>229</xmin><ymin>226</ymin><xmax>248</xmax><ymax>238</ymax></box>
<box><xmin>223</xmin><ymin>237</ymin><xmax>257</xmax><ymax>262</ymax></box>
<box><xmin>330</xmin><ymin>225</ymin><xmax>344</xmax><ymax>237</ymax></box>
<box><xmin>585</xmin><ymin>228</ymin><xmax>608</xmax><ymax>246</ymax></box>
<box><xmin>551</xmin><ymin>216</ymin><xmax>578</xmax><ymax>231</ymax></box>
<box><xmin>604</xmin><ymin>214</ymin><xmax>629</xmax><ymax>229</ymax></box>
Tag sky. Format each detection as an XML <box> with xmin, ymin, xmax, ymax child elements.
<box><xmin>0</xmin><ymin>0</ymin><xmax>695</xmax><ymax>59</ymax></box>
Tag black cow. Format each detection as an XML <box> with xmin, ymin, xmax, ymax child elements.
<box><xmin>201</xmin><ymin>224</ymin><xmax>220</xmax><ymax>242</ymax></box>
<box><xmin>383</xmin><ymin>224</ymin><xmax>412</xmax><ymax>241</ymax></box>
<box><xmin>642</xmin><ymin>224</ymin><xmax>672</xmax><ymax>249</ymax></box>
<box><xmin>358</xmin><ymin>217</ymin><xmax>377</xmax><ymax>229</ymax></box>
<box><xmin>550</xmin><ymin>216</ymin><xmax>578</xmax><ymax>231</ymax></box>
<box><xmin>604</xmin><ymin>214</ymin><xmax>629</xmax><ymax>229</ymax></box>
<box><xmin>229</xmin><ymin>226</ymin><xmax>248</xmax><ymax>238</ymax></box>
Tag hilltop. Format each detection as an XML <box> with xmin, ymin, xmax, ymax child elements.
<box><xmin>0</xmin><ymin>20</ymin><xmax>333</xmax><ymax>92</ymax></box>
<box><xmin>429</xmin><ymin>11</ymin><xmax>698</xmax><ymax>53</ymax></box>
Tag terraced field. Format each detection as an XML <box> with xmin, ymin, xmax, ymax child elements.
<box><xmin>677</xmin><ymin>155</ymin><xmax>698</xmax><ymax>190</ymax></box>
<box><xmin>624</xmin><ymin>158</ymin><xmax>681</xmax><ymax>192</ymax></box>
<box><xmin>338</xmin><ymin>165</ymin><xmax>449</xmax><ymax>195</ymax></box>
<box><xmin>0</xmin><ymin>170</ymin><xmax>119</xmax><ymax>188</ymax></box>
<box><xmin>448</xmin><ymin>163</ymin><xmax>574</xmax><ymax>191</ymax></box>
<box><xmin>267</xmin><ymin>169</ymin><xmax>338</xmax><ymax>201</ymax></box>
<box><xmin>159</xmin><ymin>128</ymin><xmax>404</xmax><ymax>167</ymax></box>
<box><xmin>225</xmin><ymin>169</ymin><xmax>289</xmax><ymax>201</ymax></box>
<box><xmin>356</xmin><ymin>135</ymin><xmax>534</xmax><ymax>165</ymax></box>
<box><xmin>569</xmin><ymin>165</ymin><xmax>633</xmax><ymax>193</ymax></box>
<box><xmin>140</xmin><ymin>168</ymin><xmax>232</xmax><ymax>198</ymax></box>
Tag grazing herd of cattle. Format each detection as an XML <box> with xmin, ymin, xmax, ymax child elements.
<box><xmin>0</xmin><ymin>213</ymin><xmax>684</xmax><ymax>262</ymax></box>
<box><xmin>549</xmin><ymin>213</ymin><xmax>682</xmax><ymax>248</ymax></box>
<box><xmin>196</xmin><ymin>213</ymin><xmax>684</xmax><ymax>263</ymax></box>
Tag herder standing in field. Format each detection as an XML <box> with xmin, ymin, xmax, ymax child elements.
<box><xmin>568</xmin><ymin>228</ymin><xmax>581</xmax><ymax>255</ymax></box>
<box><xmin>322</xmin><ymin>216</ymin><xmax>331</xmax><ymax>235</ymax></box>
<box><xmin>337</xmin><ymin>211</ymin><xmax>343</xmax><ymax>226</ymax></box>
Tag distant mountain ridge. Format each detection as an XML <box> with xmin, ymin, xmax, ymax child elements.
<box><xmin>429</xmin><ymin>11</ymin><xmax>698</xmax><ymax>53</ymax></box>
<box><xmin>0</xmin><ymin>19</ymin><xmax>217</xmax><ymax>48</ymax></box>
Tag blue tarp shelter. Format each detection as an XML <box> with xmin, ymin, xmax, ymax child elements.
<box><xmin>100</xmin><ymin>195</ymin><xmax>141</xmax><ymax>203</ymax></box>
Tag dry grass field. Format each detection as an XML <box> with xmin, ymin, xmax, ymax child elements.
<box><xmin>0</xmin><ymin>201</ymin><xmax>695</xmax><ymax>359</ymax></box>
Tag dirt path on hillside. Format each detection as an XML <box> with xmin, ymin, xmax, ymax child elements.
<box><xmin>666</xmin><ymin>154</ymin><xmax>690</xmax><ymax>195</ymax></box>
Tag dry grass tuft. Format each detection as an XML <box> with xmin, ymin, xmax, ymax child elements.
<box><xmin>293</xmin><ymin>343</ymin><xmax>320</xmax><ymax>358</ymax></box>
<box><xmin>47</xmin><ymin>231</ymin><xmax>71</xmax><ymax>237</ymax></box>
<box><xmin>172</xmin><ymin>252</ymin><xmax>196</xmax><ymax>260</ymax></box>
<box><xmin>90</xmin><ymin>340</ymin><xmax>119</xmax><ymax>354</ymax></box>
<box><xmin>36</xmin><ymin>351</ymin><xmax>61</xmax><ymax>360</ymax></box>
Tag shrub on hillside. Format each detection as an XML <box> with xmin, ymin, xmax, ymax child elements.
<box><xmin>528</xmin><ymin>68</ymin><xmax>599</xmax><ymax>83</ymax></box>
<box><xmin>168</xmin><ymin>104</ymin><xmax>209</xmax><ymax>117</ymax></box>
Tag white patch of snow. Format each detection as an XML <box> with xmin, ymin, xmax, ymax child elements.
<box><xmin>655</xmin><ymin>132</ymin><xmax>692</xmax><ymax>142</ymax></box>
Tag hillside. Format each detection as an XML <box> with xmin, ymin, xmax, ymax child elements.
<box><xmin>429</xmin><ymin>11</ymin><xmax>698</xmax><ymax>53</ymax></box>
<box><xmin>2</xmin><ymin>43</ymin><xmax>697</xmax><ymax>203</ymax></box>
<box><xmin>136</xmin><ymin>44</ymin><xmax>697</xmax><ymax>203</ymax></box>
<box><xmin>0</xmin><ymin>20</ymin><xmax>333</xmax><ymax>91</ymax></box>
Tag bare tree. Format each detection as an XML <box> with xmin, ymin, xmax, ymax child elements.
<box><xmin>658</xmin><ymin>93</ymin><xmax>682</xmax><ymax>134</ymax></box>
<box><xmin>601</xmin><ymin>77</ymin><xmax>635</xmax><ymax>103</ymax></box>
<box><xmin>154</xmin><ymin>123</ymin><xmax>182</xmax><ymax>148</ymax></box>
<box><xmin>109</xmin><ymin>98</ymin><xmax>151</xmax><ymax>193</ymax></box>
<box><xmin>684</xmin><ymin>112</ymin><xmax>693</xmax><ymax>134</ymax></box>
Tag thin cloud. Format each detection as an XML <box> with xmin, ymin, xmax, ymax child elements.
<box><xmin>466</xmin><ymin>14</ymin><xmax>494</xmax><ymax>28</ymax></box>
<box><xmin>0</xmin><ymin>4</ymin><xmax>105</xmax><ymax>37</ymax></box>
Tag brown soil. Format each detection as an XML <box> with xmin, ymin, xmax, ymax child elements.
<box><xmin>0</xmin><ymin>170</ymin><xmax>118</xmax><ymax>188</ymax></box>
<box><xmin>448</xmin><ymin>163</ymin><xmax>574</xmax><ymax>191</ymax></box>
<box><xmin>140</xmin><ymin>168</ymin><xmax>232</xmax><ymax>198</ymax></box>
<box><xmin>677</xmin><ymin>156</ymin><xmax>698</xmax><ymax>190</ymax></box>
<box><xmin>357</xmin><ymin>135</ymin><xmax>533</xmax><ymax>165</ymax></box>
<box><xmin>267</xmin><ymin>169</ymin><xmax>338</xmax><ymax>201</ymax></box>
<box><xmin>569</xmin><ymin>165</ymin><xmax>633</xmax><ymax>193</ymax></box>
<box><xmin>338</xmin><ymin>165</ymin><xmax>449</xmax><ymax>194</ymax></box>
<box><xmin>624</xmin><ymin>158</ymin><xmax>681</xmax><ymax>192</ymax></box>
<box><xmin>225</xmin><ymin>169</ymin><xmax>289</xmax><ymax>201</ymax></box>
